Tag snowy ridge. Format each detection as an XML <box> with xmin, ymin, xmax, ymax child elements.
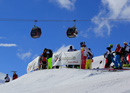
<box><xmin>0</xmin><ymin>69</ymin><xmax>130</xmax><ymax>93</ymax></box>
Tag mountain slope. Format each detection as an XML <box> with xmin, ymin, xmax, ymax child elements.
<box><xmin>0</xmin><ymin>69</ymin><xmax>130</xmax><ymax>93</ymax></box>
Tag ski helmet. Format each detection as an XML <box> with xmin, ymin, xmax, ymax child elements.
<box><xmin>109</xmin><ymin>44</ymin><xmax>113</xmax><ymax>47</ymax></box>
<box><xmin>124</xmin><ymin>42</ymin><xmax>128</xmax><ymax>45</ymax></box>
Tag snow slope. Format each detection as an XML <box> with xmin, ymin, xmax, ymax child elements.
<box><xmin>0</xmin><ymin>72</ymin><xmax>6</xmax><ymax>85</ymax></box>
<box><xmin>92</xmin><ymin>55</ymin><xmax>105</xmax><ymax>68</ymax></box>
<box><xmin>0</xmin><ymin>68</ymin><xmax>130</xmax><ymax>93</ymax></box>
<box><xmin>0</xmin><ymin>55</ymin><xmax>130</xmax><ymax>93</ymax></box>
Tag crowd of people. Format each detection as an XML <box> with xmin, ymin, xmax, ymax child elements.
<box><xmin>37</xmin><ymin>42</ymin><xmax>94</xmax><ymax>70</ymax></box>
<box><xmin>104</xmin><ymin>42</ymin><xmax>130</xmax><ymax>69</ymax></box>
<box><xmin>33</xmin><ymin>41</ymin><xmax>130</xmax><ymax>70</ymax></box>
<box><xmin>4</xmin><ymin>42</ymin><xmax>130</xmax><ymax>83</ymax></box>
<box><xmin>38</xmin><ymin>46</ymin><xmax>78</xmax><ymax>70</ymax></box>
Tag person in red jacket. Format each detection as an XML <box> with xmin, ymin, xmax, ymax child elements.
<box><xmin>12</xmin><ymin>72</ymin><xmax>18</xmax><ymax>80</ymax></box>
<box><xmin>42</xmin><ymin>48</ymin><xmax>48</xmax><ymax>69</ymax></box>
<box><xmin>114</xmin><ymin>44</ymin><xmax>122</xmax><ymax>69</ymax></box>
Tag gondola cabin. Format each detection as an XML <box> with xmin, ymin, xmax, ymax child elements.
<box><xmin>30</xmin><ymin>27</ymin><xmax>42</xmax><ymax>38</ymax></box>
<box><xmin>66</xmin><ymin>27</ymin><xmax>78</xmax><ymax>38</ymax></box>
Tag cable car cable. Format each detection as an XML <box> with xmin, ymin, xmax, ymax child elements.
<box><xmin>0</xmin><ymin>18</ymin><xmax>130</xmax><ymax>22</ymax></box>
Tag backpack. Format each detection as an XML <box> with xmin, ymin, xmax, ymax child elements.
<box><xmin>88</xmin><ymin>52</ymin><xmax>93</xmax><ymax>58</ymax></box>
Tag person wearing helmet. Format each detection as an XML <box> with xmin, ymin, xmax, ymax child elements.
<box><xmin>81</xmin><ymin>42</ymin><xmax>92</xmax><ymax>69</ymax></box>
<box><xmin>122</xmin><ymin>42</ymin><xmax>129</xmax><ymax>67</ymax></box>
<box><xmin>114</xmin><ymin>44</ymin><xmax>122</xmax><ymax>69</ymax></box>
<box><xmin>104</xmin><ymin>44</ymin><xmax>114</xmax><ymax>68</ymax></box>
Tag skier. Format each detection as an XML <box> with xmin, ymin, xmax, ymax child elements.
<box><xmin>104</xmin><ymin>44</ymin><xmax>114</xmax><ymax>68</ymax></box>
<box><xmin>80</xmin><ymin>42</ymin><xmax>92</xmax><ymax>69</ymax></box>
<box><xmin>4</xmin><ymin>74</ymin><xmax>10</xmax><ymax>83</ymax></box>
<box><xmin>47</xmin><ymin>49</ymin><xmax>53</xmax><ymax>69</ymax></box>
<box><xmin>114</xmin><ymin>44</ymin><xmax>122</xmax><ymax>69</ymax></box>
<box><xmin>85</xmin><ymin>48</ymin><xmax>93</xmax><ymax>69</ymax></box>
<box><xmin>12</xmin><ymin>72</ymin><xmax>18</xmax><ymax>80</ymax></box>
<box><xmin>122</xmin><ymin>42</ymin><xmax>129</xmax><ymax>67</ymax></box>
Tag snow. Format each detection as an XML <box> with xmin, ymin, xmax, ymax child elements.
<box><xmin>0</xmin><ymin>56</ymin><xmax>130</xmax><ymax>93</ymax></box>
<box><xmin>0</xmin><ymin>69</ymin><xmax>130</xmax><ymax>93</ymax></box>
<box><xmin>0</xmin><ymin>73</ymin><xmax>12</xmax><ymax>85</ymax></box>
<box><xmin>92</xmin><ymin>55</ymin><xmax>105</xmax><ymax>68</ymax></box>
<box><xmin>0</xmin><ymin>72</ymin><xmax>5</xmax><ymax>85</ymax></box>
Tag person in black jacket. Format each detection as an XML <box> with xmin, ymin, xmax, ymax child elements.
<box><xmin>121</xmin><ymin>42</ymin><xmax>130</xmax><ymax>67</ymax></box>
<box><xmin>104</xmin><ymin>44</ymin><xmax>114</xmax><ymax>68</ymax></box>
<box><xmin>4</xmin><ymin>74</ymin><xmax>10</xmax><ymax>82</ymax></box>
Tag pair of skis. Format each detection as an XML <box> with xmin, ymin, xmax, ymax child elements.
<box><xmin>95</xmin><ymin>60</ymin><xmax>130</xmax><ymax>72</ymax></box>
<box><xmin>94</xmin><ymin>67</ymin><xmax>130</xmax><ymax>72</ymax></box>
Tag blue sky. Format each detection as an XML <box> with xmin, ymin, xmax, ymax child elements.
<box><xmin>0</xmin><ymin>0</ymin><xmax>130</xmax><ymax>77</ymax></box>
